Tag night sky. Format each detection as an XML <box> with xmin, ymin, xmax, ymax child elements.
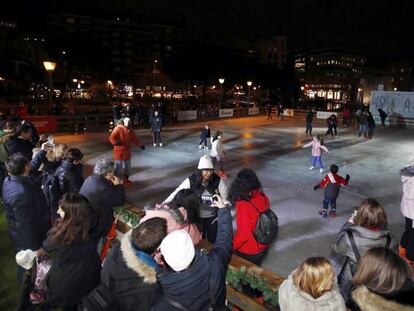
<box><xmin>4</xmin><ymin>0</ymin><xmax>414</xmax><ymax>64</ymax></box>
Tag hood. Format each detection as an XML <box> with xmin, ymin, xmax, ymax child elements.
<box><xmin>352</xmin><ymin>286</ymin><xmax>414</xmax><ymax>311</ymax></box>
<box><xmin>283</xmin><ymin>272</ymin><xmax>343</xmax><ymax>305</ymax></box>
<box><xmin>400</xmin><ymin>165</ymin><xmax>414</xmax><ymax>177</ymax></box>
<box><xmin>159</xmin><ymin>249</ymin><xmax>209</xmax><ymax>298</ymax></box>
<box><xmin>350</xmin><ymin>225</ymin><xmax>391</xmax><ymax>240</ymax></box>
<box><xmin>117</xmin><ymin>232</ymin><xmax>157</xmax><ymax>284</ymax></box>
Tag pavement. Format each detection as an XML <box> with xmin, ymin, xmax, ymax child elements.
<box><xmin>55</xmin><ymin>114</ymin><xmax>413</xmax><ymax>278</ymax></box>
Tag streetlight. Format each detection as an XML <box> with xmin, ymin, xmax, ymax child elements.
<box><xmin>247</xmin><ymin>81</ymin><xmax>252</xmax><ymax>101</ymax></box>
<box><xmin>218</xmin><ymin>78</ymin><xmax>225</xmax><ymax>108</ymax></box>
<box><xmin>43</xmin><ymin>61</ymin><xmax>56</xmax><ymax>105</ymax></box>
<box><xmin>393</xmin><ymin>87</ymin><xmax>397</xmax><ymax>91</ymax></box>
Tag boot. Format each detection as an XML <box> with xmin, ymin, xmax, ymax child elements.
<box><xmin>329</xmin><ymin>210</ymin><xmax>337</xmax><ymax>217</ymax></box>
<box><xmin>123</xmin><ymin>177</ymin><xmax>133</xmax><ymax>187</ymax></box>
<box><xmin>319</xmin><ymin>210</ymin><xmax>328</xmax><ymax>218</ymax></box>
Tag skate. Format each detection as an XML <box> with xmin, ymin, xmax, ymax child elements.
<box><xmin>329</xmin><ymin>211</ymin><xmax>337</xmax><ymax>217</ymax></box>
<box><xmin>123</xmin><ymin>177</ymin><xmax>133</xmax><ymax>187</ymax></box>
<box><xmin>199</xmin><ymin>144</ymin><xmax>203</xmax><ymax>149</ymax></box>
<box><xmin>309</xmin><ymin>166</ymin><xmax>315</xmax><ymax>170</ymax></box>
<box><xmin>319</xmin><ymin>168</ymin><xmax>324</xmax><ymax>174</ymax></box>
<box><xmin>159</xmin><ymin>143</ymin><xmax>163</xmax><ymax>147</ymax></box>
<box><xmin>319</xmin><ymin>210</ymin><xmax>328</xmax><ymax>218</ymax></box>
<box><xmin>153</xmin><ymin>143</ymin><xmax>157</xmax><ymax>147</ymax></box>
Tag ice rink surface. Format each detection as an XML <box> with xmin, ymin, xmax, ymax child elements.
<box><xmin>59</xmin><ymin>115</ymin><xmax>413</xmax><ymax>277</ymax></box>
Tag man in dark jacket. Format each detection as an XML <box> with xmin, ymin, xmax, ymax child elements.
<box><xmin>5</xmin><ymin>123</ymin><xmax>35</xmax><ymax>160</ymax></box>
<box><xmin>305</xmin><ymin>109</ymin><xmax>315</xmax><ymax>135</ymax></box>
<box><xmin>55</xmin><ymin>148</ymin><xmax>84</xmax><ymax>194</ymax></box>
<box><xmin>150</xmin><ymin>110</ymin><xmax>162</xmax><ymax>147</ymax></box>
<box><xmin>101</xmin><ymin>217</ymin><xmax>167</xmax><ymax>311</ymax></box>
<box><xmin>152</xmin><ymin>195</ymin><xmax>232</xmax><ymax>311</ymax></box>
<box><xmin>2</xmin><ymin>151</ymin><xmax>51</xmax><ymax>283</ymax></box>
<box><xmin>80</xmin><ymin>158</ymin><xmax>125</xmax><ymax>238</ymax></box>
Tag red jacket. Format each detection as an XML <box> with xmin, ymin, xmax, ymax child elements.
<box><xmin>233</xmin><ymin>190</ymin><xmax>269</xmax><ymax>254</ymax></box>
<box><xmin>109</xmin><ymin>125</ymin><xmax>142</xmax><ymax>160</ymax></box>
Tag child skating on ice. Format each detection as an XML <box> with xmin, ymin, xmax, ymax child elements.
<box><xmin>210</xmin><ymin>130</ymin><xmax>226</xmax><ymax>178</ymax></box>
<box><xmin>199</xmin><ymin>124</ymin><xmax>211</xmax><ymax>149</ymax></box>
<box><xmin>303</xmin><ymin>135</ymin><xmax>329</xmax><ymax>173</ymax></box>
<box><xmin>313</xmin><ymin>164</ymin><xmax>350</xmax><ymax>217</ymax></box>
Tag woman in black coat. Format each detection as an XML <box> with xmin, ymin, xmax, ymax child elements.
<box><xmin>44</xmin><ymin>193</ymin><xmax>100</xmax><ymax>310</ymax></box>
<box><xmin>54</xmin><ymin>148</ymin><xmax>84</xmax><ymax>194</ymax></box>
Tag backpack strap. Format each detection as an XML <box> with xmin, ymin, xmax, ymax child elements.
<box><xmin>346</xmin><ymin>231</ymin><xmax>361</xmax><ymax>262</ymax></box>
<box><xmin>385</xmin><ymin>234</ymin><xmax>391</xmax><ymax>249</ymax></box>
<box><xmin>161</xmin><ymin>297</ymin><xmax>191</xmax><ymax>311</ymax></box>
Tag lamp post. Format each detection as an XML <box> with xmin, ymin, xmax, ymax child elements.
<box><xmin>247</xmin><ymin>81</ymin><xmax>252</xmax><ymax>101</ymax></box>
<box><xmin>219</xmin><ymin>78</ymin><xmax>225</xmax><ymax>108</ymax></box>
<box><xmin>43</xmin><ymin>61</ymin><xmax>56</xmax><ymax>106</ymax></box>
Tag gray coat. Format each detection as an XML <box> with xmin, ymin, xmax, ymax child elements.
<box><xmin>332</xmin><ymin>222</ymin><xmax>397</xmax><ymax>272</ymax></box>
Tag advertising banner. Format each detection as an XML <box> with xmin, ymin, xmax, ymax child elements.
<box><xmin>177</xmin><ymin>110</ymin><xmax>197</xmax><ymax>121</ymax></box>
<box><xmin>24</xmin><ymin>116</ymin><xmax>58</xmax><ymax>132</ymax></box>
<box><xmin>370</xmin><ymin>91</ymin><xmax>414</xmax><ymax>119</ymax></box>
<box><xmin>316</xmin><ymin>111</ymin><xmax>337</xmax><ymax>119</ymax></box>
<box><xmin>248</xmin><ymin>107</ymin><xmax>259</xmax><ymax>115</ymax></box>
<box><xmin>285</xmin><ymin>109</ymin><xmax>294</xmax><ymax>117</ymax></box>
<box><xmin>219</xmin><ymin>109</ymin><xmax>234</xmax><ymax>118</ymax></box>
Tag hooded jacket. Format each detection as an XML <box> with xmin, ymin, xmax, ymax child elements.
<box><xmin>332</xmin><ymin>222</ymin><xmax>398</xmax><ymax>272</ymax></box>
<box><xmin>54</xmin><ymin>160</ymin><xmax>84</xmax><ymax>194</ymax></box>
<box><xmin>152</xmin><ymin>208</ymin><xmax>233</xmax><ymax>311</ymax></box>
<box><xmin>400</xmin><ymin>165</ymin><xmax>414</xmax><ymax>220</ymax></box>
<box><xmin>303</xmin><ymin>139</ymin><xmax>329</xmax><ymax>157</ymax></box>
<box><xmin>109</xmin><ymin>124</ymin><xmax>142</xmax><ymax>160</ymax></box>
<box><xmin>101</xmin><ymin>232</ymin><xmax>161</xmax><ymax>311</ymax></box>
<box><xmin>278</xmin><ymin>271</ymin><xmax>346</xmax><ymax>311</ymax></box>
<box><xmin>351</xmin><ymin>284</ymin><xmax>414</xmax><ymax>311</ymax></box>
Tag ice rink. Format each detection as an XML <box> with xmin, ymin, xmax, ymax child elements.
<box><xmin>59</xmin><ymin>115</ymin><xmax>413</xmax><ymax>277</ymax></box>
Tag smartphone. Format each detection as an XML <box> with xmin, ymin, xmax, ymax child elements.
<box><xmin>47</xmin><ymin>136</ymin><xmax>54</xmax><ymax>146</ymax></box>
<box><xmin>353</xmin><ymin>207</ymin><xmax>358</xmax><ymax>218</ymax></box>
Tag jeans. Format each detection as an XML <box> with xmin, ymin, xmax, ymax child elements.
<box><xmin>198</xmin><ymin>216</ymin><xmax>218</xmax><ymax>243</ymax></box>
<box><xmin>323</xmin><ymin>196</ymin><xmax>337</xmax><ymax>212</ymax></box>
<box><xmin>359</xmin><ymin>123</ymin><xmax>368</xmax><ymax>137</ymax></box>
<box><xmin>199</xmin><ymin>138</ymin><xmax>208</xmax><ymax>147</ymax></box>
<box><xmin>152</xmin><ymin>131</ymin><xmax>161</xmax><ymax>144</ymax></box>
<box><xmin>305</xmin><ymin>122</ymin><xmax>312</xmax><ymax>135</ymax></box>
<box><xmin>115</xmin><ymin>159</ymin><xmax>131</xmax><ymax>178</ymax></box>
<box><xmin>312</xmin><ymin>156</ymin><xmax>323</xmax><ymax>168</ymax></box>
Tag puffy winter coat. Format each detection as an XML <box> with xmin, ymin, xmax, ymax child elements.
<box><xmin>303</xmin><ymin>140</ymin><xmax>329</xmax><ymax>157</ymax></box>
<box><xmin>54</xmin><ymin>160</ymin><xmax>84</xmax><ymax>194</ymax></box>
<box><xmin>5</xmin><ymin>135</ymin><xmax>34</xmax><ymax>160</ymax></box>
<box><xmin>278</xmin><ymin>271</ymin><xmax>346</xmax><ymax>311</ymax></box>
<box><xmin>44</xmin><ymin>237</ymin><xmax>101</xmax><ymax>307</ymax></box>
<box><xmin>152</xmin><ymin>208</ymin><xmax>233</xmax><ymax>311</ymax></box>
<box><xmin>80</xmin><ymin>174</ymin><xmax>125</xmax><ymax>237</ymax></box>
<box><xmin>332</xmin><ymin>222</ymin><xmax>398</xmax><ymax>272</ymax></box>
<box><xmin>150</xmin><ymin>115</ymin><xmax>162</xmax><ymax>133</ymax></box>
<box><xmin>233</xmin><ymin>190</ymin><xmax>270</xmax><ymax>255</ymax></box>
<box><xmin>109</xmin><ymin>124</ymin><xmax>142</xmax><ymax>160</ymax></box>
<box><xmin>101</xmin><ymin>232</ymin><xmax>162</xmax><ymax>311</ymax></box>
<box><xmin>319</xmin><ymin>173</ymin><xmax>348</xmax><ymax>199</ymax></box>
<box><xmin>2</xmin><ymin>175</ymin><xmax>51</xmax><ymax>251</ymax></box>
<box><xmin>400</xmin><ymin>165</ymin><xmax>414</xmax><ymax>220</ymax></box>
<box><xmin>210</xmin><ymin>139</ymin><xmax>224</xmax><ymax>160</ymax></box>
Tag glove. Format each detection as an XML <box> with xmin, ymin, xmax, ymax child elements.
<box><xmin>140</xmin><ymin>145</ymin><xmax>145</xmax><ymax>150</ymax></box>
<box><xmin>346</xmin><ymin>174</ymin><xmax>350</xmax><ymax>181</ymax></box>
<box><xmin>313</xmin><ymin>184</ymin><xmax>321</xmax><ymax>191</ymax></box>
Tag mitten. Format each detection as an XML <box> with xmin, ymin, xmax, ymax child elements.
<box><xmin>313</xmin><ymin>184</ymin><xmax>321</xmax><ymax>191</ymax></box>
<box><xmin>140</xmin><ymin>145</ymin><xmax>146</xmax><ymax>150</ymax></box>
<box><xmin>346</xmin><ymin>174</ymin><xmax>350</xmax><ymax>181</ymax></box>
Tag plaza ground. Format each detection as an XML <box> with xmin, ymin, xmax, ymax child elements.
<box><xmin>0</xmin><ymin>114</ymin><xmax>412</xmax><ymax>309</ymax></box>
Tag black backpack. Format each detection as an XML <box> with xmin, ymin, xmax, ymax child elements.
<box><xmin>78</xmin><ymin>283</ymin><xmax>119</xmax><ymax>311</ymax></box>
<box><xmin>41</xmin><ymin>172</ymin><xmax>62</xmax><ymax>209</ymax></box>
<box><xmin>249</xmin><ymin>197</ymin><xmax>278</xmax><ymax>245</ymax></box>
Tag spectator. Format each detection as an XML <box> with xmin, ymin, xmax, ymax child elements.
<box><xmin>42</xmin><ymin>143</ymin><xmax>68</xmax><ymax>175</ymax></box>
<box><xmin>229</xmin><ymin>168</ymin><xmax>273</xmax><ymax>265</ymax></box>
<box><xmin>351</xmin><ymin>247</ymin><xmax>414</xmax><ymax>311</ymax></box>
<box><xmin>152</xmin><ymin>194</ymin><xmax>232</xmax><ymax>310</ymax></box>
<box><xmin>100</xmin><ymin>217</ymin><xmax>167</xmax><ymax>311</ymax></box>
<box><xmin>399</xmin><ymin>159</ymin><xmax>414</xmax><ymax>264</ymax></box>
<box><xmin>278</xmin><ymin>257</ymin><xmax>346</xmax><ymax>311</ymax></box>
<box><xmin>332</xmin><ymin>198</ymin><xmax>398</xmax><ymax>304</ymax></box>
<box><xmin>140</xmin><ymin>189</ymin><xmax>202</xmax><ymax>245</ymax></box>
<box><xmin>109</xmin><ymin>117</ymin><xmax>145</xmax><ymax>185</ymax></box>
<box><xmin>2</xmin><ymin>152</ymin><xmax>51</xmax><ymax>283</ymax></box>
<box><xmin>163</xmin><ymin>155</ymin><xmax>230</xmax><ymax>243</ymax></box>
<box><xmin>55</xmin><ymin>148</ymin><xmax>84</xmax><ymax>194</ymax></box>
<box><xmin>43</xmin><ymin>193</ymin><xmax>101</xmax><ymax>310</ymax></box>
<box><xmin>5</xmin><ymin>123</ymin><xmax>35</xmax><ymax>160</ymax></box>
<box><xmin>80</xmin><ymin>158</ymin><xmax>125</xmax><ymax>240</ymax></box>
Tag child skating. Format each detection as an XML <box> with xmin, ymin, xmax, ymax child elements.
<box><xmin>313</xmin><ymin>164</ymin><xmax>350</xmax><ymax>217</ymax></box>
<box><xmin>199</xmin><ymin>124</ymin><xmax>211</xmax><ymax>149</ymax></box>
<box><xmin>302</xmin><ymin>135</ymin><xmax>329</xmax><ymax>173</ymax></box>
<box><xmin>210</xmin><ymin>130</ymin><xmax>226</xmax><ymax>178</ymax></box>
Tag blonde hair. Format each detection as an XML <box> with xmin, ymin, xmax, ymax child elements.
<box><xmin>46</xmin><ymin>144</ymin><xmax>68</xmax><ymax>162</ymax></box>
<box><xmin>354</xmin><ymin>198</ymin><xmax>387</xmax><ymax>230</ymax></box>
<box><xmin>352</xmin><ymin>247</ymin><xmax>411</xmax><ymax>295</ymax></box>
<box><xmin>293</xmin><ymin>257</ymin><xmax>334</xmax><ymax>299</ymax></box>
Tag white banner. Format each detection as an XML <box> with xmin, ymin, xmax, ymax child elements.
<box><xmin>370</xmin><ymin>91</ymin><xmax>414</xmax><ymax>119</ymax></box>
<box><xmin>285</xmin><ymin>109</ymin><xmax>294</xmax><ymax>117</ymax></box>
<box><xmin>248</xmin><ymin>107</ymin><xmax>259</xmax><ymax>115</ymax></box>
<box><xmin>219</xmin><ymin>109</ymin><xmax>234</xmax><ymax>118</ymax></box>
<box><xmin>317</xmin><ymin>111</ymin><xmax>337</xmax><ymax>119</ymax></box>
<box><xmin>177</xmin><ymin>110</ymin><xmax>197</xmax><ymax>121</ymax></box>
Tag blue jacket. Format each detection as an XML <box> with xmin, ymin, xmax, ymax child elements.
<box><xmin>152</xmin><ymin>208</ymin><xmax>233</xmax><ymax>311</ymax></box>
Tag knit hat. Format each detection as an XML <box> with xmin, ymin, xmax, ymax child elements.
<box><xmin>198</xmin><ymin>155</ymin><xmax>214</xmax><ymax>170</ymax></box>
<box><xmin>160</xmin><ymin>230</ymin><xmax>195</xmax><ymax>272</ymax></box>
<box><xmin>16</xmin><ymin>249</ymin><xmax>37</xmax><ymax>270</ymax></box>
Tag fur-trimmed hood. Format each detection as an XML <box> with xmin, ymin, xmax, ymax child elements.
<box><xmin>401</xmin><ymin>165</ymin><xmax>414</xmax><ymax>177</ymax></box>
<box><xmin>120</xmin><ymin>231</ymin><xmax>157</xmax><ymax>284</ymax></box>
<box><xmin>352</xmin><ymin>286</ymin><xmax>414</xmax><ymax>311</ymax></box>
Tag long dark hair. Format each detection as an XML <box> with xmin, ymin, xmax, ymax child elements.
<box><xmin>212</xmin><ymin>131</ymin><xmax>223</xmax><ymax>142</ymax></box>
<box><xmin>169</xmin><ymin>189</ymin><xmax>201</xmax><ymax>224</ymax></box>
<box><xmin>48</xmin><ymin>193</ymin><xmax>94</xmax><ymax>246</ymax></box>
<box><xmin>229</xmin><ymin>169</ymin><xmax>262</xmax><ymax>202</ymax></box>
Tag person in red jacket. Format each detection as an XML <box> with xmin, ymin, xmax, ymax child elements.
<box><xmin>229</xmin><ymin>169</ymin><xmax>272</xmax><ymax>265</ymax></box>
<box><xmin>109</xmin><ymin>117</ymin><xmax>145</xmax><ymax>185</ymax></box>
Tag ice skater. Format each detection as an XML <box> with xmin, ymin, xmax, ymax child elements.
<box><xmin>199</xmin><ymin>124</ymin><xmax>211</xmax><ymax>149</ymax></box>
<box><xmin>303</xmin><ymin>135</ymin><xmax>329</xmax><ymax>174</ymax></box>
<box><xmin>210</xmin><ymin>131</ymin><xmax>226</xmax><ymax>178</ymax></box>
<box><xmin>150</xmin><ymin>110</ymin><xmax>162</xmax><ymax>147</ymax></box>
<box><xmin>313</xmin><ymin>164</ymin><xmax>350</xmax><ymax>217</ymax></box>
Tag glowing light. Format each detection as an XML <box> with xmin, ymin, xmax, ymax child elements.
<box><xmin>43</xmin><ymin>61</ymin><xmax>56</xmax><ymax>72</ymax></box>
<box><xmin>247</xmin><ymin>81</ymin><xmax>252</xmax><ymax>86</ymax></box>
<box><xmin>218</xmin><ymin>78</ymin><xmax>225</xmax><ymax>84</ymax></box>
<box><xmin>73</xmin><ymin>79</ymin><xmax>78</xmax><ymax>83</ymax></box>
